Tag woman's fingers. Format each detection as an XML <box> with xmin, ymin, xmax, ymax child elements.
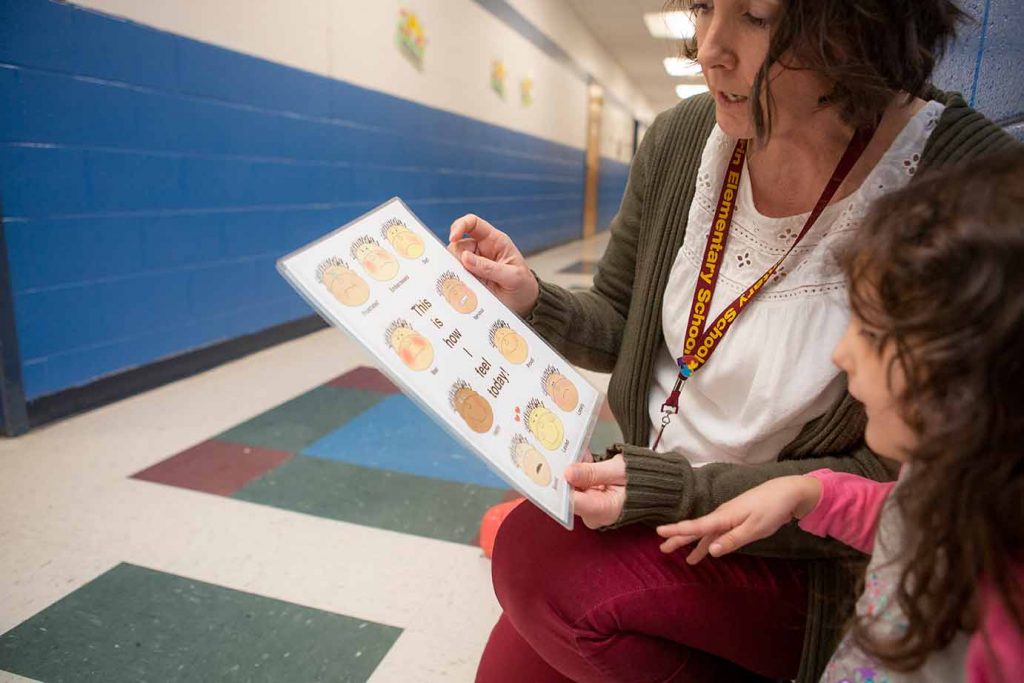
<box><xmin>460</xmin><ymin>251</ymin><xmax>521</xmax><ymax>289</ymax></box>
<box><xmin>656</xmin><ymin>511</ymin><xmax>732</xmax><ymax>540</ymax></box>
<box><xmin>571</xmin><ymin>487</ymin><xmax>625</xmax><ymax>529</ymax></box>
<box><xmin>658</xmin><ymin>535</ymin><xmax>698</xmax><ymax>554</ymax></box>
<box><xmin>685</xmin><ymin>533</ymin><xmax>718</xmax><ymax>565</ymax></box>
<box><xmin>449</xmin><ymin>213</ymin><xmax>497</xmax><ymax>244</ymax></box>
<box><xmin>564</xmin><ymin>455</ymin><xmax>627</xmax><ymax>490</ymax></box>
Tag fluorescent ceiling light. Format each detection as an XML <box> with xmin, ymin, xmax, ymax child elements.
<box><xmin>663</xmin><ymin>57</ymin><xmax>702</xmax><ymax>77</ymax></box>
<box><xmin>676</xmin><ymin>84</ymin><xmax>709</xmax><ymax>100</ymax></box>
<box><xmin>644</xmin><ymin>12</ymin><xmax>696</xmax><ymax>40</ymax></box>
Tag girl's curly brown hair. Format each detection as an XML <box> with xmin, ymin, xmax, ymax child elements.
<box><xmin>677</xmin><ymin>0</ymin><xmax>964</xmax><ymax>139</ymax></box>
<box><xmin>840</xmin><ymin>149</ymin><xmax>1024</xmax><ymax>672</ymax></box>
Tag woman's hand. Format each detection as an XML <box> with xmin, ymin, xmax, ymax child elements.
<box><xmin>656</xmin><ymin>475</ymin><xmax>823</xmax><ymax>564</ymax></box>
<box><xmin>448</xmin><ymin>214</ymin><xmax>540</xmax><ymax>317</ymax></box>
<box><xmin>565</xmin><ymin>454</ymin><xmax>627</xmax><ymax>529</ymax></box>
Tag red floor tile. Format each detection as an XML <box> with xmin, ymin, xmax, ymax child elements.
<box><xmin>131</xmin><ymin>440</ymin><xmax>292</xmax><ymax>496</ymax></box>
<box><xmin>326</xmin><ymin>366</ymin><xmax>400</xmax><ymax>394</ymax></box>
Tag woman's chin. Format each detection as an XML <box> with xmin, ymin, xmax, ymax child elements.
<box><xmin>715</xmin><ymin>109</ymin><xmax>754</xmax><ymax>140</ymax></box>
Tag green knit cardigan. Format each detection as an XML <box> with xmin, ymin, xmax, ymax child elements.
<box><xmin>526</xmin><ymin>89</ymin><xmax>1018</xmax><ymax>682</ymax></box>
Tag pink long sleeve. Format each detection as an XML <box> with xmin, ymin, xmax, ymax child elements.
<box><xmin>967</xmin><ymin>566</ymin><xmax>1024</xmax><ymax>683</ymax></box>
<box><xmin>797</xmin><ymin>469</ymin><xmax>897</xmax><ymax>554</ymax></box>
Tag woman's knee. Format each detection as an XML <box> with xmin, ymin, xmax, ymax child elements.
<box><xmin>490</xmin><ymin>502</ymin><xmax>561</xmax><ymax>614</ymax></box>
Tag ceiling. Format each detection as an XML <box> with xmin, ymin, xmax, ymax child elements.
<box><xmin>563</xmin><ymin>0</ymin><xmax>704</xmax><ymax>117</ymax></box>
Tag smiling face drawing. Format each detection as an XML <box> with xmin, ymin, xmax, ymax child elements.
<box><xmin>437</xmin><ymin>272</ymin><xmax>478</xmax><ymax>314</ymax></box>
<box><xmin>352</xmin><ymin>236</ymin><xmax>399</xmax><ymax>281</ymax></box>
<box><xmin>511</xmin><ymin>436</ymin><xmax>553</xmax><ymax>488</ymax></box>
<box><xmin>542</xmin><ymin>366</ymin><xmax>579</xmax><ymax>412</ymax></box>
<box><xmin>316</xmin><ymin>257</ymin><xmax>370</xmax><ymax>307</ymax></box>
<box><xmin>524</xmin><ymin>399</ymin><xmax>565</xmax><ymax>451</ymax></box>
<box><xmin>386</xmin><ymin>321</ymin><xmax>434</xmax><ymax>371</ymax></box>
<box><xmin>382</xmin><ymin>220</ymin><xmax>425</xmax><ymax>259</ymax></box>
<box><xmin>489</xmin><ymin>321</ymin><xmax>528</xmax><ymax>365</ymax></box>
<box><xmin>450</xmin><ymin>382</ymin><xmax>494</xmax><ymax>434</ymax></box>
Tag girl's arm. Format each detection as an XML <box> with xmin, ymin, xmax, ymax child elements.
<box><xmin>656</xmin><ymin>469</ymin><xmax>895</xmax><ymax>562</ymax></box>
<box><xmin>966</xmin><ymin>566</ymin><xmax>1024</xmax><ymax>683</ymax></box>
<box><xmin>797</xmin><ymin>470</ymin><xmax>896</xmax><ymax>554</ymax></box>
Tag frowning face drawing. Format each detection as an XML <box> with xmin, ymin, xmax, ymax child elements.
<box><xmin>524</xmin><ymin>399</ymin><xmax>564</xmax><ymax>451</ymax></box>
<box><xmin>381</xmin><ymin>218</ymin><xmax>425</xmax><ymax>259</ymax></box>
<box><xmin>510</xmin><ymin>434</ymin><xmax>553</xmax><ymax>487</ymax></box>
<box><xmin>386</xmin><ymin>319</ymin><xmax>434</xmax><ymax>371</ymax></box>
<box><xmin>449</xmin><ymin>380</ymin><xmax>494</xmax><ymax>434</ymax></box>
<box><xmin>437</xmin><ymin>271</ymin><xmax>478</xmax><ymax>314</ymax></box>
<box><xmin>541</xmin><ymin>365</ymin><xmax>579</xmax><ymax>412</ymax></box>
<box><xmin>315</xmin><ymin>256</ymin><xmax>370</xmax><ymax>307</ymax></box>
<box><xmin>351</xmin><ymin>235</ymin><xmax>399</xmax><ymax>281</ymax></box>
<box><xmin>489</xmin><ymin>320</ymin><xmax>528</xmax><ymax>365</ymax></box>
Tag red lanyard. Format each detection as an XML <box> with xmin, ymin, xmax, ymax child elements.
<box><xmin>652</xmin><ymin>127</ymin><xmax>877</xmax><ymax>451</ymax></box>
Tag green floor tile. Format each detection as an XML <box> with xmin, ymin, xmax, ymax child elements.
<box><xmin>218</xmin><ymin>385</ymin><xmax>388</xmax><ymax>453</ymax></box>
<box><xmin>0</xmin><ymin>563</ymin><xmax>400</xmax><ymax>683</ymax></box>
<box><xmin>233</xmin><ymin>457</ymin><xmax>508</xmax><ymax>545</ymax></box>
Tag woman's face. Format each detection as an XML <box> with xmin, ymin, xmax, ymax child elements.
<box><xmin>694</xmin><ymin>0</ymin><xmax>829</xmax><ymax>139</ymax></box>
<box><xmin>832</xmin><ymin>314</ymin><xmax>916</xmax><ymax>461</ymax></box>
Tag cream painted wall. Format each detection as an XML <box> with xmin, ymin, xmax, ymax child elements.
<box><xmin>505</xmin><ymin>0</ymin><xmax>654</xmax><ymax>122</ymax></box>
<box><xmin>72</xmin><ymin>0</ymin><xmax>593</xmax><ymax>150</ymax></box>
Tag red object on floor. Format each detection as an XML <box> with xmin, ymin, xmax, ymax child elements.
<box><xmin>479</xmin><ymin>497</ymin><xmax>526</xmax><ymax>558</ymax></box>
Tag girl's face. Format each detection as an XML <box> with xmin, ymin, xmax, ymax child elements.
<box><xmin>693</xmin><ymin>0</ymin><xmax>831</xmax><ymax>140</ymax></box>
<box><xmin>832</xmin><ymin>314</ymin><xmax>918</xmax><ymax>461</ymax></box>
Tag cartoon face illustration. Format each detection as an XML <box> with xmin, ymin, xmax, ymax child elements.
<box><xmin>449</xmin><ymin>380</ymin><xmax>494</xmax><ymax>434</ymax></box>
<box><xmin>316</xmin><ymin>257</ymin><xmax>370</xmax><ymax>307</ymax></box>
<box><xmin>489</xmin><ymin>320</ymin><xmax>528</xmax><ymax>364</ymax></box>
<box><xmin>351</xmin><ymin>235</ymin><xmax>399</xmax><ymax>281</ymax></box>
<box><xmin>437</xmin><ymin>271</ymin><xmax>478</xmax><ymax>314</ymax></box>
<box><xmin>382</xmin><ymin>218</ymin><xmax>425</xmax><ymax>259</ymax></box>
<box><xmin>542</xmin><ymin>365</ymin><xmax>579</xmax><ymax>412</ymax></box>
<box><xmin>386</xmin><ymin>319</ymin><xmax>434</xmax><ymax>371</ymax></box>
<box><xmin>524</xmin><ymin>399</ymin><xmax>565</xmax><ymax>451</ymax></box>
<box><xmin>511</xmin><ymin>435</ymin><xmax>553</xmax><ymax>487</ymax></box>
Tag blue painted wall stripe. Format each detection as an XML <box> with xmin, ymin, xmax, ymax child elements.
<box><xmin>970</xmin><ymin>0</ymin><xmax>993</xmax><ymax>105</ymax></box>
<box><xmin>0</xmin><ymin>0</ymin><xmax>588</xmax><ymax>399</ymax></box>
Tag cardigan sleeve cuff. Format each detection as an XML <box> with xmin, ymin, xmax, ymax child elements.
<box><xmin>607</xmin><ymin>444</ymin><xmax>693</xmax><ymax>528</ymax></box>
<box><xmin>525</xmin><ymin>272</ymin><xmax>572</xmax><ymax>338</ymax></box>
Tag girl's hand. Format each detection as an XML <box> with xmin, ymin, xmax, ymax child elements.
<box><xmin>564</xmin><ymin>455</ymin><xmax>627</xmax><ymax>529</ymax></box>
<box><xmin>448</xmin><ymin>214</ymin><xmax>540</xmax><ymax>317</ymax></box>
<box><xmin>656</xmin><ymin>475</ymin><xmax>822</xmax><ymax>564</ymax></box>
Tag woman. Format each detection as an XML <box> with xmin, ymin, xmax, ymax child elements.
<box><xmin>451</xmin><ymin>1</ymin><xmax>1018</xmax><ymax>681</ymax></box>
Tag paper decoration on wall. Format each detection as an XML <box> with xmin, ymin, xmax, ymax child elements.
<box><xmin>520</xmin><ymin>76</ymin><xmax>534</xmax><ymax>106</ymax></box>
<box><xmin>396</xmin><ymin>8</ymin><xmax>427</xmax><ymax>70</ymax></box>
<box><xmin>490</xmin><ymin>60</ymin><xmax>506</xmax><ymax>98</ymax></box>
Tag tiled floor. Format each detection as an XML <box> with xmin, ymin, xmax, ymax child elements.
<box><xmin>0</xmin><ymin>232</ymin><xmax>614</xmax><ymax>682</ymax></box>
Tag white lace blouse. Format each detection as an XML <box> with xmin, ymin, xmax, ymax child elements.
<box><xmin>648</xmin><ymin>101</ymin><xmax>944</xmax><ymax>465</ymax></box>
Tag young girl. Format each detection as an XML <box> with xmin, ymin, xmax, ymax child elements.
<box><xmin>657</xmin><ymin>150</ymin><xmax>1024</xmax><ymax>682</ymax></box>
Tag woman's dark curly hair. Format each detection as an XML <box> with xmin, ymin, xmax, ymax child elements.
<box><xmin>840</xmin><ymin>149</ymin><xmax>1024</xmax><ymax>672</ymax></box>
<box><xmin>678</xmin><ymin>0</ymin><xmax>965</xmax><ymax>139</ymax></box>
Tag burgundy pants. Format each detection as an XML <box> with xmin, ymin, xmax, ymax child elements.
<box><xmin>476</xmin><ymin>502</ymin><xmax>809</xmax><ymax>683</ymax></box>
